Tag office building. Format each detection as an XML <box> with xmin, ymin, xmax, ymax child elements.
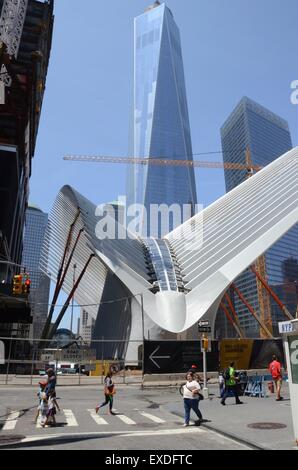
<box><xmin>219</xmin><ymin>97</ymin><xmax>298</xmax><ymax>337</ymax></box>
<box><xmin>127</xmin><ymin>1</ymin><xmax>197</xmax><ymax>237</ymax></box>
<box><xmin>78</xmin><ymin>309</ymin><xmax>95</xmax><ymax>344</ymax></box>
<box><xmin>22</xmin><ymin>204</ymin><xmax>50</xmax><ymax>338</ymax></box>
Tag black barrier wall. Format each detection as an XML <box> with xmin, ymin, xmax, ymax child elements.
<box><xmin>143</xmin><ymin>340</ymin><xmax>219</xmax><ymax>374</ymax></box>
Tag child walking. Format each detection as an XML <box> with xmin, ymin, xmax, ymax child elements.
<box><xmin>40</xmin><ymin>392</ymin><xmax>49</xmax><ymax>427</ymax></box>
<box><xmin>44</xmin><ymin>390</ymin><xmax>60</xmax><ymax>426</ymax></box>
<box><xmin>34</xmin><ymin>381</ymin><xmax>47</xmax><ymax>424</ymax></box>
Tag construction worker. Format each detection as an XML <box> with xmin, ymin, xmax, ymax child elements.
<box><xmin>220</xmin><ymin>362</ymin><xmax>243</xmax><ymax>406</ymax></box>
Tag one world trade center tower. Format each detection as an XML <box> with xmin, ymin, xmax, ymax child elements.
<box><xmin>127</xmin><ymin>1</ymin><xmax>197</xmax><ymax>238</ymax></box>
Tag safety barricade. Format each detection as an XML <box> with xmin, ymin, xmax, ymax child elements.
<box><xmin>243</xmin><ymin>376</ymin><xmax>266</xmax><ymax>397</ymax></box>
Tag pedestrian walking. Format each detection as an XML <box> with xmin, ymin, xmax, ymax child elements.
<box><xmin>34</xmin><ymin>381</ymin><xmax>47</xmax><ymax>423</ymax></box>
<box><xmin>45</xmin><ymin>368</ymin><xmax>56</xmax><ymax>396</ymax></box>
<box><xmin>220</xmin><ymin>362</ymin><xmax>243</xmax><ymax>405</ymax></box>
<box><xmin>269</xmin><ymin>355</ymin><xmax>283</xmax><ymax>401</ymax></box>
<box><xmin>40</xmin><ymin>392</ymin><xmax>49</xmax><ymax>427</ymax></box>
<box><xmin>95</xmin><ymin>372</ymin><xmax>116</xmax><ymax>415</ymax></box>
<box><xmin>218</xmin><ymin>371</ymin><xmax>225</xmax><ymax>398</ymax></box>
<box><xmin>44</xmin><ymin>390</ymin><xmax>60</xmax><ymax>426</ymax></box>
<box><xmin>182</xmin><ymin>372</ymin><xmax>203</xmax><ymax>426</ymax></box>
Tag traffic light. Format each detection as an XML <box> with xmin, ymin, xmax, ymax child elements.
<box><xmin>201</xmin><ymin>336</ymin><xmax>209</xmax><ymax>351</ymax></box>
<box><xmin>12</xmin><ymin>274</ymin><xmax>23</xmax><ymax>295</ymax></box>
<box><xmin>23</xmin><ymin>278</ymin><xmax>31</xmax><ymax>294</ymax></box>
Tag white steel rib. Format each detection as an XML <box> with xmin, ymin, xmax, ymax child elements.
<box><xmin>42</xmin><ymin>147</ymin><xmax>298</xmax><ymax>334</ymax></box>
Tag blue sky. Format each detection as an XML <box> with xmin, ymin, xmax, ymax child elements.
<box><xmin>30</xmin><ymin>0</ymin><xmax>298</xmax><ymax>330</ymax></box>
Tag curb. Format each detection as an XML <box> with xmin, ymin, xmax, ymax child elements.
<box><xmin>169</xmin><ymin>410</ymin><xmax>267</xmax><ymax>451</ymax></box>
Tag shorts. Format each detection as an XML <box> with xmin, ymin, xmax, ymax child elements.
<box><xmin>46</xmin><ymin>408</ymin><xmax>56</xmax><ymax>417</ymax></box>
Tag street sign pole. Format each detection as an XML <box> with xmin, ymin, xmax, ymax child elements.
<box><xmin>203</xmin><ymin>348</ymin><xmax>208</xmax><ymax>397</ymax></box>
<box><xmin>201</xmin><ymin>335</ymin><xmax>209</xmax><ymax>398</ymax></box>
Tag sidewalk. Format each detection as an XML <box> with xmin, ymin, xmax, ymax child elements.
<box><xmin>165</xmin><ymin>383</ymin><xmax>297</xmax><ymax>450</ymax></box>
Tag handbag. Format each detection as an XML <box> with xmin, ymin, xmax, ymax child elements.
<box><xmin>105</xmin><ymin>385</ymin><xmax>116</xmax><ymax>395</ymax></box>
<box><xmin>186</xmin><ymin>384</ymin><xmax>203</xmax><ymax>400</ymax></box>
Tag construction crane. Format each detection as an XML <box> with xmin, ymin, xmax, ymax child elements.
<box><xmin>63</xmin><ymin>153</ymin><xmax>262</xmax><ymax>173</ymax></box>
<box><xmin>0</xmin><ymin>0</ymin><xmax>28</xmax><ymax>103</ymax></box>
<box><xmin>242</xmin><ymin>148</ymin><xmax>274</xmax><ymax>338</ymax></box>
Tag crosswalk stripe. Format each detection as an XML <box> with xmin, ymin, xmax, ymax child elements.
<box><xmin>113</xmin><ymin>410</ymin><xmax>136</xmax><ymax>425</ymax></box>
<box><xmin>2</xmin><ymin>411</ymin><xmax>20</xmax><ymax>430</ymax></box>
<box><xmin>63</xmin><ymin>409</ymin><xmax>78</xmax><ymax>427</ymax></box>
<box><xmin>87</xmin><ymin>409</ymin><xmax>108</xmax><ymax>425</ymax></box>
<box><xmin>139</xmin><ymin>412</ymin><xmax>166</xmax><ymax>424</ymax></box>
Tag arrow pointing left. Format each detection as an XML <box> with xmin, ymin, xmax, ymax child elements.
<box><xmin>149</xmin><ymin>346</ymin><xmax>171</xmax><ymax>369</ymax></box>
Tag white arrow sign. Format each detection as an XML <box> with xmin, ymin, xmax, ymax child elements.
<box><xmin>198</xmin><ymin>320</ymin><xmax>210</xmax><ymax>327</ymax></box>
<box><xmin>149</xmin><ymin>346</ymin><xmax>171</xmax><ymax>369</ymax></box>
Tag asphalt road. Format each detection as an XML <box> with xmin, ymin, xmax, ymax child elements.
<box><xmin>0</xmin><ymin>385</ymin><xmax>252</xmax><ymax>450</ymax></box>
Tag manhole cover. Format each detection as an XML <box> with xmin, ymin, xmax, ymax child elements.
<box><xmin>247</xmin><ymin>422</ymin><xmax>287</xmax><ymax>430</ymax></box>
<box><xmin>0</xmin><ymin>435</ymin><xmax>25</xmax><ymax>446</ymax></box>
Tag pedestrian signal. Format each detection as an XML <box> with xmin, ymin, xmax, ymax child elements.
<box><xmin>12</xmin><ymin>274</ymin><xmax>23</xmax><ymax>295</ymax></box>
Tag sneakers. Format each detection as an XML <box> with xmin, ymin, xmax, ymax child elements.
<box><xmin>220</xmin><ymin>401</ymin><xmax>225</xmax><ymax>405</ymax></box>
<box><xmin>276</xmin><ymin>397</ymin><xmax>284</xmax><ymax>401</ymax></box>
<box><xmin>195</xmin><ymin>419</ymin><xmax>202</xmax><ymax>426</ymax></box>
<box><xmin>236</xmin><ymin>401</ymin><xmax>243</xmax><ymax>405</ymax></box>
<box><xmin>183</xmin><ymin>423</ymin><xmax>189</xmax><ymax>427</ymax></box>
<box><xmin>95</xmin><ymin>406</ymin><xmax>99</xmax><ymax>414</ymax></box>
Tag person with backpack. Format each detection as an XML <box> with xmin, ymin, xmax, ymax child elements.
<box><xmin>220</xmin><ymin>362</ymin><xmax>243</xmax><ymax>405</ymax></box>
<box><xmin>269</xmin><ymin>355</ymin><xmax>283</xmax><ymax>401</ymax></box>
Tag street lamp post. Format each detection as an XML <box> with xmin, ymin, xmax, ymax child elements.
<box><xmin>137</xmin><ymin>292</ymin><xmax>145</xmax><ymax>389</ymax></box>
<box><xmin>70</xmin><ymin>263</ymin><xmax>77</xmax><ymax>332</ymax></box>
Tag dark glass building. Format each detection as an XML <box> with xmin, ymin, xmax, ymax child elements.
<box><xmin>127</xmin><ymin>1</ymin><xmax>197</xmax><ymax>237</ymax></box>
<box><xmin>218</xmin><ymin>97</ymin><xmax>298</xmax><ymax>338</ymax></box>
<box><xmin>22</xmin><ymin>204</ymin><xmax>50</xmax><ymax>338</ymax></box>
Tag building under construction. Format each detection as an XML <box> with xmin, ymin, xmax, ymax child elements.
<box><xmin>0</xmin><ymin>0</ymin><xmax>54</xmax><ymax>342</ymax></box>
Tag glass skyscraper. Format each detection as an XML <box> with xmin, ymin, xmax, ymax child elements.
<box><xmin>22</xmin><ymin>204</ymin><xmax>50</xmax><ymax>339</ymax></box>
<box><xmin>219</xmin><ymin>97</ymin><xmax>298</xmax><ymax>338</ymax></box>
<box><xmin>127</xmin><ymin>1</ymin><xmax>197</xmax><ymax>237</ymax></box>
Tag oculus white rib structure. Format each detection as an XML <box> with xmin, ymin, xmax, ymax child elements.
<box><xmin>41</xmin><ymin>147</ymin><xmax>298</xmax><ymax>351</ymax></box>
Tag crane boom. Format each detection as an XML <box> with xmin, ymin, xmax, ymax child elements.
<box><xmin>63</xmin><ymin>154</ymin><xmax>262</xmax><ymax>171</ymax></box>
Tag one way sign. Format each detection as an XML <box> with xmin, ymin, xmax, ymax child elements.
<box><xmin>198</xmin><ymin>320</ymin><xmax>210</xmax><ymax>327</ymax></box>
<box><xmin>198</xmin><ymin>320</ymin><xmax>211</xmax><ymax>333</ymax></box>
